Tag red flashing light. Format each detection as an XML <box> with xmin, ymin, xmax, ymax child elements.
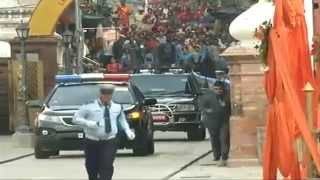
<box><xmin>103</xmin><ymin>74</ymin><xmax>130</xmax><ymax>82</ymax></box>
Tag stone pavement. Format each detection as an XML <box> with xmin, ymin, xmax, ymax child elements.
<box><xmin>0</xmin><ymin>135</ymin><xmax>33</xmax><ymax>164</ymax></box>
<box><xmin>0</xmin><ymin>133</ymin><xmax>265</xmax><ymax>180</ymax></box>
<box><xmin>170</xmin><ymin>153</ymin><xmax>262</xmax><ymax>180</ymax></box>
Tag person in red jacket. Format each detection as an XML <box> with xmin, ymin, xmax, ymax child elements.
<box><xmin>106</xmin><ymin>57</ymin><xmax>123</xmax><ymax>73</ymax></box>
<box><xmin>177</xmin><ymin>6</ymin><xmax>192</xmax><ymax>24</ymax></box>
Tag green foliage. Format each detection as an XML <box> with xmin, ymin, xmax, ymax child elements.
<box><xmin>254</xmin><ymin>21</ymin><xmax>272</xmax><ymax>66</ymax></box>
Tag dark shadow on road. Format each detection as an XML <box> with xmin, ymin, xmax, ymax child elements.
<box><xmin>50</xmin><ymin>150</ymin><xmax>164</xmax><ymax>159</ymax></box>
<box><xmin>50</xmin><ymin>152</ymin><xmax>158</xmax><ymax>159</ymax></box>
<box><xmin>116</xmin><ymin>153</ymin><xmax>161</xmax><ymax>158</ymax></box>
<box><xmin>50</xmin><ymin>154</ymin><xmax>85</xmax><ymax>159</ymax></box>
<box><xmin>116</xmin><ymin>153</ymin><xmax>134</xmax><ymax>157</ymax></box>
<box><xmin>154</xmin><ymin>138</ymin><xmax>189</xmax><ymax>142</ymax></box>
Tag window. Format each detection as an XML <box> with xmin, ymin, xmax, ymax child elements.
<box><xmin>131</xmin><ymin>75</ymin><xmax>192</xmax><ymax>97</ymax></box>
<box><xmin>112</xmin><ymin>88</ymin><xmax>135</xmax><ymax>104</ymax></box>
<box><xmin>48</xmin><ymin>84</ymin><xmax>134</xmax><ymax>108</ymax></box>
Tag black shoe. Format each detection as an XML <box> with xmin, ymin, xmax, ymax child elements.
<box><xmin>211</xmin><ymin>157</ymin><xmax>220</xmax><ymax>165</ymax></box>
<box><xmin>217</xmin><ymin>160</ymin><xmax>227</xmax><ymax>167</ymax></box>
<box><xmin>213</xmin><ymin>157</ymin><xmax>220</xmax><ymax>161</ymax></box>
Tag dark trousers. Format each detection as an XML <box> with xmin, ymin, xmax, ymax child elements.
<box><xmin>208</xmin><ymin>121</ymin><xmax>230</xmax><ymax>161</ymax></box>
<box><xmin>84</xmin><ymin>138</ymin><xmax>118</xmax><ymax>180</ymax></box>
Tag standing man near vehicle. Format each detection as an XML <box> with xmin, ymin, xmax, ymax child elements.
<box><xmin>199</xmin><ymin>80</ymin><xmax>231</xmax><ymax>167</ymax></box>
<box><xmin>73</xmin><ymin>85</ymin><xmax>135</xmax><ymax>180</ymax></box>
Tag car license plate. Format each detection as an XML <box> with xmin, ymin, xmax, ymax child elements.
<box><xmin>152</xmin><ymin>115</ymin><xmax>167</xmax><ymax>122</ymax></box>
<box><xmin>78</xmin><ymin>133</ymin><xmax>84</xmax><ymax>139</ymax></box>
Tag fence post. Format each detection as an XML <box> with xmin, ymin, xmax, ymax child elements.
<box><xmin>303</xmin><ymin>82</ymin><xmax>315</xmax><ymax>178</ymax></box>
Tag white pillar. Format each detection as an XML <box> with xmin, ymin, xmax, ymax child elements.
<box><xmin>229</xmin><ymin>0</ymin><xmax>274</xmax><ymax>47</ymax></box>
<box><xmin>145</xmin><ymin>0</ymin><xmax>149</xmax><ymax>13</ymax></box>
<box><xmin>305</xmin><ymin>0</ymin><xmax>314</xmax><ymax>48</ymax></box>
<box><xmin>304</xmin><ymin>0</ymin><xmax>314</xmax><ymax>68</ymax></box>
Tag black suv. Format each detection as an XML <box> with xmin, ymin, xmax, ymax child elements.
<box><xmin>34</xmin><ymin>74</ymin><xmax>157</xmax><ymax>158</ymax></box>
<box><xmin>130</xmin><ymin>72</ymin><xmax>206</xmax><ymax>141</ymax></box>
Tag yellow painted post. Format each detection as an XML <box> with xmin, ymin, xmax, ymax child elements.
<box><xmin>303</xmin><ymin>82</ymin><xmax>315</xmax><ymax>178</ymax></box>
<box><xmin>296</xmin><ymin>137</ymin><xmax>303</xmax><ymax>163</ymax></box>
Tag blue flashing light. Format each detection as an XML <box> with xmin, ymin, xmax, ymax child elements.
<box><xmin>55</xmin><ymin>73</ymin><xmax>130</xmax><ymax>84</ymax></box>
<box><xmin>55</xmin><ymin>74</ymin><xmax>81</xmax><ymax>83</ymax></box>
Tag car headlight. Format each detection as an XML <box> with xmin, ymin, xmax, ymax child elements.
<box><xmin>36</xmin><ymin>127</ymin><xmax>56</xmax><ymax>136</ymax></box>
<box><xmin>128</xmin><ymin>112</ymin><xmax>141</xmax><ymax>121</ymax></box>
<box><xmin>176</xmin><ymin>104</ymin><xmax>195</xmax><ymax>111</ymax></box>
<box><xmin>37</xmin><ymin>113</ymin><xmax>61</xmax><ymax>123</ymax></box>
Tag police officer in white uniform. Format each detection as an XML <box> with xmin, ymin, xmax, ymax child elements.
<box><xmin>73</xmin><ymin>84</ymin><xmax>135</xmax><ymax>180</ymax></box>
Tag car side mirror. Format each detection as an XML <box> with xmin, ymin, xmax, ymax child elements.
<box><xmin>27</xmin><ymin>99</ymin><xmax>44</xmax><ymax>108</ymax></box>
<box><xmin>143</xmin><ymin>98</ymin><xmax>157</xmax><ymax>106</ymax></box>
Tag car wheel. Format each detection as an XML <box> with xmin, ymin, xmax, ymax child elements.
<box><xmin>187</xmin><ymin>126</ymin><xmax>206</xmax><ymax>141</ymax></box>
<box><xmin>147</xmin><ymin>137</ymin><xmax>155</xmax><ymax>154</ymax></box>
<box><xmin>34</xmin><ymin>144</ymin><xmax>51</xmax><ymax>159</ymax></box>
<box><xmin>133</xmin><ymin>141</ymin><xmax>149</xmax><ymax>156</ymax></box>
<box><xmin>133</xmin><ymin>128</ymin><xmax>149</xmax><ymax>156</ymax></box>
<box><xmin>147</xmin><ymin>119</ymin><xmax>155</xmax><ymax>154</ymax></box>
<box><xmin>52</xmin><ymin>150</ymin><xmax>60</xmax><ymax>156</ymax></box>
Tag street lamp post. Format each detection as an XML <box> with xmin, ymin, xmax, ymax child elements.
<box><xmin>75</xmin><ymin>0</ymin><xmax>84</xmax><ymax>73</ymax></box>
<box><xmin>63</xmin><ymin>28</ymin><xmax>74</xmax><ymax>74</ymax></box>
<box><xmin>16</xmin><ymin>20</ymin><xmax>30</xmax><ymax>132</ymax></box>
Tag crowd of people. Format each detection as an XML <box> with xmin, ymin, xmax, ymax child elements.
<box><xmin>83</xmin><ymin>0</ymin><xmax>231</xmax><ymax>77</ymax></box>
<box><xmin>76</xmin><ymin>2</ymin><xmax>233</xmax><ymax>178</ymax></box>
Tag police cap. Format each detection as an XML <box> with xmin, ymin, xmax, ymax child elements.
<box><xmin>99</xmin><ymin>84</ymin><xmax>115</xmax><ymax>95</ymax></box>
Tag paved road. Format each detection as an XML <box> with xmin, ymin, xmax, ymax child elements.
<box><xmin>0</xmin><ymin>132</ymin><xmax>211</xmax><ymax>180</ymax></box>
<box><xmin>0</xmin><ymin>136</ymin><xmax>33</xmax><ymax>164</ymax></box>
<box><xmin>171</xmin><ymin>157</ymin><xmax>262</xmax><ymax>180</ymax></box>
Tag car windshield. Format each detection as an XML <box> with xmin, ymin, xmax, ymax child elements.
<box><xmin>112</xmin><ymin>88</ymin><xmax>135</xmax><ymax>104</ymax></box>
<box><xmin>47</xmin><ymin>84</ymin><xmax>134</xmax><ymax>108</ymax></box>
<box><xmin>131</xmin><ymin>75</ymin><xmax>192</xmax><ymax>97</ymax></box>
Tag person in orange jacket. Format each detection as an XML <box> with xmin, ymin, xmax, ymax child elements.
<box><xmin>116</xmin><ymin>0</ymin><xmax>132</xmax><ymax>28</ymax></box>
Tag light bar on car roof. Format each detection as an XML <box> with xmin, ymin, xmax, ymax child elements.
<box><xmin>103</xmin><ymin>74</ymin><xmax>129</xmax><ymax>82</ymax></box>
<box><xmin>55</xmin><ymin>74</ymin><xmax>81</xmax><ymax>83</ymax></box>
<box><xmin>79</xmin><ymin>73</ymin><xmax>104</xmax><ymax>81</ymax></box>
<box><xmin>55</xmin><ymin>73</ymin><xmax>130</xmax><ymax>83</ymax></box>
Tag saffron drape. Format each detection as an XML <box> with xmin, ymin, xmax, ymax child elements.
<box><xmin>263</xmin><ymin>0</ymin><xmax>320</xmax><ymax>179</ymax></box>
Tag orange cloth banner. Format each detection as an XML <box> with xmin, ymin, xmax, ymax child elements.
<box><xmin>263</xmin><ymin>0</ymin><xmax>320</xmax><ymax>179</ymax></box>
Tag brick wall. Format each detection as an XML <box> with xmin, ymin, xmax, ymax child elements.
<box><xmin>10</xmin><ymin>37</ymin><xmax>59</xmax><ymax>96</ymax></box>
<box><xmin>222</xmin><ymin>47</ymin><xmax>267</xmax><ymax>159</ymax></box>
<box><xmin>9</xmin><ymin>37</ymin><xmax>59</xmax><ymax>130</ymax></box>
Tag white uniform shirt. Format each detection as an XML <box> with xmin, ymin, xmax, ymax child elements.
<box><xmin>73</xmin><ymin>99</ymin><xmax>131</xmax><ymax>141</ymax></box>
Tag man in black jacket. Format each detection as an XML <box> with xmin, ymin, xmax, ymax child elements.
<box><xmin>199</xmin><ymin>80</ymin><xmax>231</xmax><ymax>166</ymax></box>
<box><xmin>158</xmin><ymin>37</ymin><xmax>175</xmax><ymax>68</ymax></box>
